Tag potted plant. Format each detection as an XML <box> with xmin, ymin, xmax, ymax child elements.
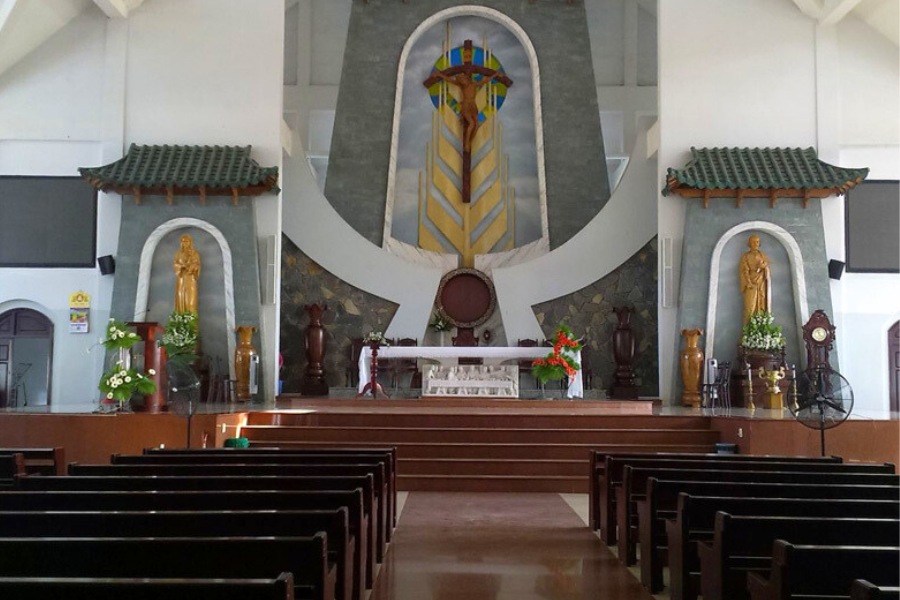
<box><xmin>739</xmin><ymin>311</ymin><xmax>786</xmax><ymax>370</ymax></box>
<box><xmin>97</xmin><ymin>318</ymin><xmax>157</xmax><ymax>411</ymax></box>
<box><xmin>531</xmin><ymin>324</ymin><xmax>583</xmax><ymax>387</ymax></box>
<box><xmin>429</xmin><ymin>311</ymin><xmax>451</xmax><ymax>346</ymax></box>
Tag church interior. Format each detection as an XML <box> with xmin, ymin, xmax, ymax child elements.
<box><xmin>0</xmin><ymin>0</ymin><xmax>898</xmax><ymax>598</ymax></box>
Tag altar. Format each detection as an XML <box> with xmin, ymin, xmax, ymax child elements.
<box><xmin>358</xmin><ymin>346</ymin><xmax>584</xmax><ymax>399</ymax></box>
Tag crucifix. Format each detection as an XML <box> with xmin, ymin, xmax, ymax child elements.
<box><xmin>423</xmin><ymin>39</ymin><xmax>513</xmax><ymax>203</ymax></box>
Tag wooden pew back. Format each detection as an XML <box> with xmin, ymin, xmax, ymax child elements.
<box><xmin>0</xmin><ymin>448</ymin><xmax>64</xmax><ymax>475</ymax></box>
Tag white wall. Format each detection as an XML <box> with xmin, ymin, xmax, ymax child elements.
<box><xmin>658</xmin><ymin>0</ymin><xmax>819</xmax><ymax>400</ymax></box>
<box><xmin>0</xmin><ymin>0</ymin><xmax>285</xmax><ymax>403</ymax></box>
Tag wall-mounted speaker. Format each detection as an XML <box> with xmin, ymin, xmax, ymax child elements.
<box><xmin>828</xmin><ymin>259</ymin><xmax>845</xmax><ymax>280</ymax></box>
<box><xmin>97</xmin><ymin>255</ymin><xmax>116</xmax><ymax>275</ymax></box>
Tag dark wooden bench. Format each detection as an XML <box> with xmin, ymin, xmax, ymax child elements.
<box><xmin>0</xmin><ymin>454</ymin><xmax>24</xmax><ymax>487</ymax></box>
<box><xmin>589</xmin><ymin>451</ymin><xmax>841</xmax><ymax>533</ymax></box>
<box><xmin>0</xmin><ymin>489</ymin><xmax>371</xmax><ymax>593</ymax></box>
<box><xmin>0</xmin><ymin>536</ymin><xmax>335</xmax><ymax>600</ymax></box>
<box><xmin>852</xmin><ymin>580</ymin><xmax>900</xmax><ymax>600</ymax></box>
<box><xmin>746</xmin><ymin>541</ymin><xmax>900</xmax><ymax>600</ymax></box>
<box><xmin>619</xmin><ymin>466</ymin><xmax>898</xmax><ymax>564</ymax></box>
<box><xmin>597</xmin><ymin>455</ymin><xmax>858</xmax><ymax>542</ymax></box>
<box><xmin>0</xmin><ymin>510</ymin><xmax>353</xmax><ymax>600</ymax></box>
<box><xmin>698</xmin><ymin>513</ymin><xmax>900</xmax><ymax>600</ymax></box>
<box><xmin>0</xmin><ymin>574</ymin><xmax>296</xmax><ymax>600</ymax></box>
<box><xmin>665</xmin><ymin>495</ymin><xmax>900</xmax><ymax>600</ymax></box>
<box><xmin>142</xmin><ymin>447</ymin><xmax>398</xmax><ymax>527</ymax></box>
<box><xmin>67</xmin><ymin>462</ymin><xmax>389</xmax><ymax>562</ymax></box>
<box><xmin>0</xmin><ymin>447</ymin><xmax>65</xmax><ymax>475</ymax></box>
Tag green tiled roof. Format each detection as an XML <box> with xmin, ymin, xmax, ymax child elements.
<box><xmin>79</xmin><ymin>144</ymin><xmax>279</xmax><ymax>194</ymax></box>
<box><xmin>663</xmin><ymin>147</ymin><xmax>868</xmax><ymax>196</ymax></box>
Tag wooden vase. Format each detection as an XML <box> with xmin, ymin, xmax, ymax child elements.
<box><xmin>610</xmin><ymin>306</ymin><xmax>639</xmax><ymax>399</ymax></box>
<box><xmin>300</xmin><ymin>303</ymin><xmax>329</xmax><ymax>396</ymax></box>
<box><xmin>680</xmin><ymin>328</ymin><xmax>704</xmax><ymax>408</ymax></box>
<box><xmin>234</xmin><ymin>325</ymin><xmax>257</xmax><ymax>402</ymax></box>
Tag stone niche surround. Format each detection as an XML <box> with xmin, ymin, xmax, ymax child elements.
<box><xmin>532</xmin><ymin>238</ymin><xmax>659</xmax><ymax>396</ymax></box>
<box><xmin>110</xmin><ymin>196</ymin><xmax>265</xmax><ymax>399</ymax></box>
<box><xmin>674</xmin><ymin>198</ymin><xmax>835</xmax><ymax>399</ymax></box>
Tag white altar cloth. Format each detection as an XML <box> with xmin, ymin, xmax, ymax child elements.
<box><xmin>358</xmin><ymin>346</ymin><xmax>583</xmax><ymax>399</ymax></box>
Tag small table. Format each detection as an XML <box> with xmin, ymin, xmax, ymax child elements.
<box><xmin>358</xmin><ymin>346</ymin><xmax>584</xmax><ymax>399</ymax></box>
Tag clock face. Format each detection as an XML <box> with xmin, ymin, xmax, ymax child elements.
<box><xmin>811</xmin><ymin>327</ymin><xmax>828</xmax><ymax>342</ymax></box>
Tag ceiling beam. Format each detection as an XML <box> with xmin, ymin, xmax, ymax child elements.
<box><xmin>819</xmin><ymin>0</ymin><xmax>866</xmax><ymax>24</ymax></box>
<box><xmin>791</xmin><ymin>0</ymin><xmax>824</xmax><ymax>18</ymax></box>
<box><xmin>91</xmin><ymin>0</ymin><xmax>145</xmax><ymax>19</ymax></box>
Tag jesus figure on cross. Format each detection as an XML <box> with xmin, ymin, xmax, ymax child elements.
<box><xmin>423</xmin><ymin>40</ymin><xmax>513</xmax><ymax>203</ymax></box>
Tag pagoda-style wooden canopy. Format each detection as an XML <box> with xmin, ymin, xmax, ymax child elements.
<box><xmin>663</xmin><ymin>147</ymin><xmax>869</xmax><ymax>209</ymax></box>
<box><xmin>79</xmin><ymin>144</ymin><xmax>280</xmax><ymax>205</ymax></box>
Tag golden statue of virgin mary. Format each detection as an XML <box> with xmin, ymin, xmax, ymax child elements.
<box><xmin>739</xmin><ymin>234</ymin><xmax>772</xmax><ymax>325</ymax></box>
<box><xmin>173</xmin><ymin>234</ymin><xmax>200</xmax><ymax>314</ymax></box>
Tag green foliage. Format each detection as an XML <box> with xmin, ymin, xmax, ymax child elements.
<box><xmin>100</xmin><ymin>319</ymin><xmax>141</xmax><ymax>351</ymax></box>
<box><xmin>99</xmin><ymin>362</ymin><xmax>157</xmax><ymax>403</ymax></box>
<box><xmin>429</xmin><ymin>311</ymin><xmax>451</xmax><ymax>332</ymax></box>
<box><xmin>741</xmin><ymin>311</ymin><xmax>786</xmax><ymax>351</ymax></box>
<box><xmin>160</xmin><ymin>311</ymin><xmax>199</xmax><ymax>363</ymax></box>
<box><xmin>531</xmin><ymin>324</ymin><xmax>583</xmax><ymax>386</ymax></box>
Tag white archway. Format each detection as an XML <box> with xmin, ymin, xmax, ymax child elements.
<box><xmin>134</xmin><ymin>218</ymin><xmax>236</xmax><ymax>378</ymax></box>
<box><xmin>705</xmin><ymin>221</ymin><xmax>809</xmax><ymax>364</ymax></box>
<box><xmin>383</xmin><ymin>4</ymin><xmax>549</xmax><ymax>248</ymax></box>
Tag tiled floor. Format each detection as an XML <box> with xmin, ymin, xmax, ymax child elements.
<box><xmin>370</xmin><ymin>492</ymin><xmax>654</xmax><ymax>600</ymax></box>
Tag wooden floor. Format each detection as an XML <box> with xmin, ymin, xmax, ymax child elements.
<box><xmin>370</xmin><ymin>492</ymin><xmax>652</xmax><ymax>600</ymax></box>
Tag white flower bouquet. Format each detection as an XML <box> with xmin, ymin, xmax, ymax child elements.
<box><xmin>362</xmin><ymin>331</ymin><xmax>391</xmax><ymax>347</ymax></box>
<box><xmin>740</xmin><ymin>311</ymin><xmax>786</xmax><ymax>351</ymax></box>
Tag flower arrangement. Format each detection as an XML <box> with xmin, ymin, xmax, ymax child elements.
<box><xmin>99</xmin><ymin>364</ymin><xmax>157</xmax><ymax>404</ymax></box>
<box><xmin>160</xmin><ymin>311</ymin><xmax>199</xmax><ymax>363</ymax></box>
<box><xmin>429</xmin><ymin>311</ymin><xmax>451</xmax><ymax>332</ymax></box>
<box><xmin>531</xmin><ymin>324</ymin><xmax>583</xmax><ymax>386</ymax></box>
<box><xmin>362</xmin><ymin>331</ymin><xmax>391</xmax><ymax>347</ymax></box>
<box><xmin>100</xmin><ymin>318</ymin><xmax>141</xmax><ymax>350</ymax></box>
<box><xmin>740</xmin><ymin>311</ymin><xmax>786</xmax><ymax>351</ymax></box>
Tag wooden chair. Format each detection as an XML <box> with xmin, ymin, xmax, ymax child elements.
<box><xmin>453</xmin><ymin>331</ymin><xmax>482</xmax><ymax>366</ymax></box>
<box><xmin>346</xmin><ymin>338</ymin><xmax>364</xmax><ymax>388</ymax></box>
<box><xmin>393</xmin><ymin>338</ymin><xmax>421</xmax><ymax>389</ymax></box>
<box><xmin>517</xmin><ymin>339</ymin><xmax>541</xmax><ymax>387</ymax></box>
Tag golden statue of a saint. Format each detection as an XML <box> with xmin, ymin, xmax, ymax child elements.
<box><xmin>739</xmin><ymin>234</ymin><xmax>772</xmax><ymax>325</ymax></box>
<box><xmin>173</xmin><ymin>234</ymin><xmax>200</xmax><ymax>314</ymax></box>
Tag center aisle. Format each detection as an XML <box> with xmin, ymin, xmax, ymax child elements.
<box><xmin>371</xmin><ymin>492</ymin><xmax>654</xmax><ymax>600</ymax></box>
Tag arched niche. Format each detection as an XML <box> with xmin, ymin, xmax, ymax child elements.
<box><xmin>134</xmin><ymin>218</ymin><xmax>236</xmax><ymax>379</ymax></box>
<box><xmin>0</xmin><ymin>306</ymin><xmax>53</xmax><ymax>407</ymax></box>
<box><xmin>705</xmin><ymin>221</ymin><xmax>809</xmax><ymax>367</ymax></box>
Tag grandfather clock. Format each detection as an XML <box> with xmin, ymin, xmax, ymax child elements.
<box><xmin>802</xmin><ymin>310</ymin><xmax>836</xmax><ymax>370</ymax></box>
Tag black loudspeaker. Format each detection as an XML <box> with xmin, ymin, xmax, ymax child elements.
<box><xmin>828</xmin><ymin>259</ymin><xmax>845</xmax><ymax>280</ymax></box>
<box><xmin>97</xmin><ymin>255</ymin><xmax>116</xmax><ymax>275</ymax></box>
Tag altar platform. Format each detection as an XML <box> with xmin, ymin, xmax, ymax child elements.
<box><xmin>0</xmin><ymin>397</ymin><xmax>895</xmax><ymax>490</ymax></box>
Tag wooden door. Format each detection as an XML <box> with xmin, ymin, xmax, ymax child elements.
<box><xmin>890</xmin><ymin>321</ymin><xmax>900</xmax><ymax>413</ymax></box>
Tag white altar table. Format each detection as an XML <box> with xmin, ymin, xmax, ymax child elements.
<box><xmin>358</xmin><ymin>346</ymin><xmax>584</xmax><ymax>399</ymax></box>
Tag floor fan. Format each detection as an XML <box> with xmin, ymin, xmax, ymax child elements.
<box><xmin>788</xmin><ymin>365</ymin><xmax>854</xmax><ymax>457</ymax></box>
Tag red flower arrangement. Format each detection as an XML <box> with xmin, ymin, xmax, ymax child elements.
<box><xmin>531</xmin><ymin>324</ymin><xmax>583</xmax><ymax>386</ymax></box>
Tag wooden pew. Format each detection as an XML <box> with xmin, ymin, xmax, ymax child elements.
<box><xmin>619</xmin><ymin>467</ymin><xmax>898</xmax><ymax>564</ymax></box>
<box><xmin>142</xmin><ymin>447</ymin><xmax>398</xmax><ymax>527</ymax></box>
<box><xmin>589</xmin><ymin>451</ymin><xmax>841</xmax><ymax>532</ymax></box>
<box><xmin>666</xmin><ymin>495</ymin><xmax>900</xmax><ymax>600</ymax></box>
<box><xmin>0</xmin><ymin>489</ymin><xmax>371</xmax><ymax>594</ymax></box>
<box><xmin>597</xmin><ymin>454</ymin><xmax>856</xmax><ymax>542</ymax></box>
<box><xmin>0</xmin><ymin>447</ymin><xmax>65</xmax><ymax>475</ymax></box>
<box><xmin>67</xmin><ymin>462</ymin><xmax>389</xmax><ymax>562</ymax></box>
<box><xmin>746</xmin><ymin>541</ymin><xmax>900</xmax><ymax>600</ymax></box>
<box><xmin>0</xmin><ymin>510</ymin><xmax>353</xmax><ymax>600</ymax></box>
<box><xmin>852</xmin><ymin>580</ymin><xmax>900</xmax><ymax>600</ymax></box>
<box><xmin>0</xmin><ymin>574</ymin><xmax>296</xmax><ymax>600</ymax></box>
<box><xmin>698</xmin><ymin>513</ymin><xmax>900</xmax><ymax>600</ymax></box>
<box><xmin>0</xmin><ymin>536</ymin><xmax>335</xmax><ymax>600</ymax></box>
<box><xmin>114</xmin><ymin>452</ymin><xmax>395</xmax><ymax>540</ymax></box>
<box><xmin>0</xmin><ymin>454</ymin><xmax>24</xmax><ymax>487</ymax></box>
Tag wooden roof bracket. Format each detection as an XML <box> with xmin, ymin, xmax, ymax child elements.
<box><xmin>231</xmin><ymin>187</ymin><xmax>239</xmax><ymax>206</ymax></box>
<box><xmin>769</xmin><ymin>188</ymin><xmax>778</xmax><ymax>209</ymax></box>
<box><xmin>199</xmin><ymin>186</ymin><xmax>207</xmax><ymax>206</ymax></box>
<box><xmin>166</xmin><ymin>187</ymin><xmax>174</xmax><ymax>206</ymax></box>
<box><xmin>736</xmin><ymin>188</ymin><xmax>745</xmax><ymax>208</ymax></box>
<box><xmin>133</xmin><ymin>187</ymin><xmax>141</xmax><ymax>205</ymax></box>
<box><xmin>702</xmin><ymin>188</ymin><xmax>710</xmax><ymax>209</ymax></box>
<box><xmin>802</xmin><ymin>188</ymin><xmax>811</xmax><ymax>209</ymax></box>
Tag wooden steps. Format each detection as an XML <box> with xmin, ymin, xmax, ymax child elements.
<box><xmin>242</xmin><ymin>401</ymin><xmax>719</xmax><ymax>492</ymax></box>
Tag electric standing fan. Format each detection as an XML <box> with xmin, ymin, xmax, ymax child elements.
<box><xmin>788</xmin><ymin>365</ymin><xmax>854</xmax><ymax>456</ymax></box>
<box><xmin>166</xmin><ymin>361</ymin><xmax>202</xmax><ymax>448</ymax></box>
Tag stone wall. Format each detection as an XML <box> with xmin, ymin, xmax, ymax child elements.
<box><xmin>532</xmin><ymin>238</ymin><xmax>658</xmax><ymax>396</ymax></box>
<box><xmin>280</xmin><ymin>235</ymin><xmax>398</xmax><ymax>391</ymax></box>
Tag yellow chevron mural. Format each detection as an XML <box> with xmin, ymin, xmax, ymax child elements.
<box><xmin>417</xmin><ymin>32</ymin><xmax>516</xmax><ymax>268</ymax></box>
